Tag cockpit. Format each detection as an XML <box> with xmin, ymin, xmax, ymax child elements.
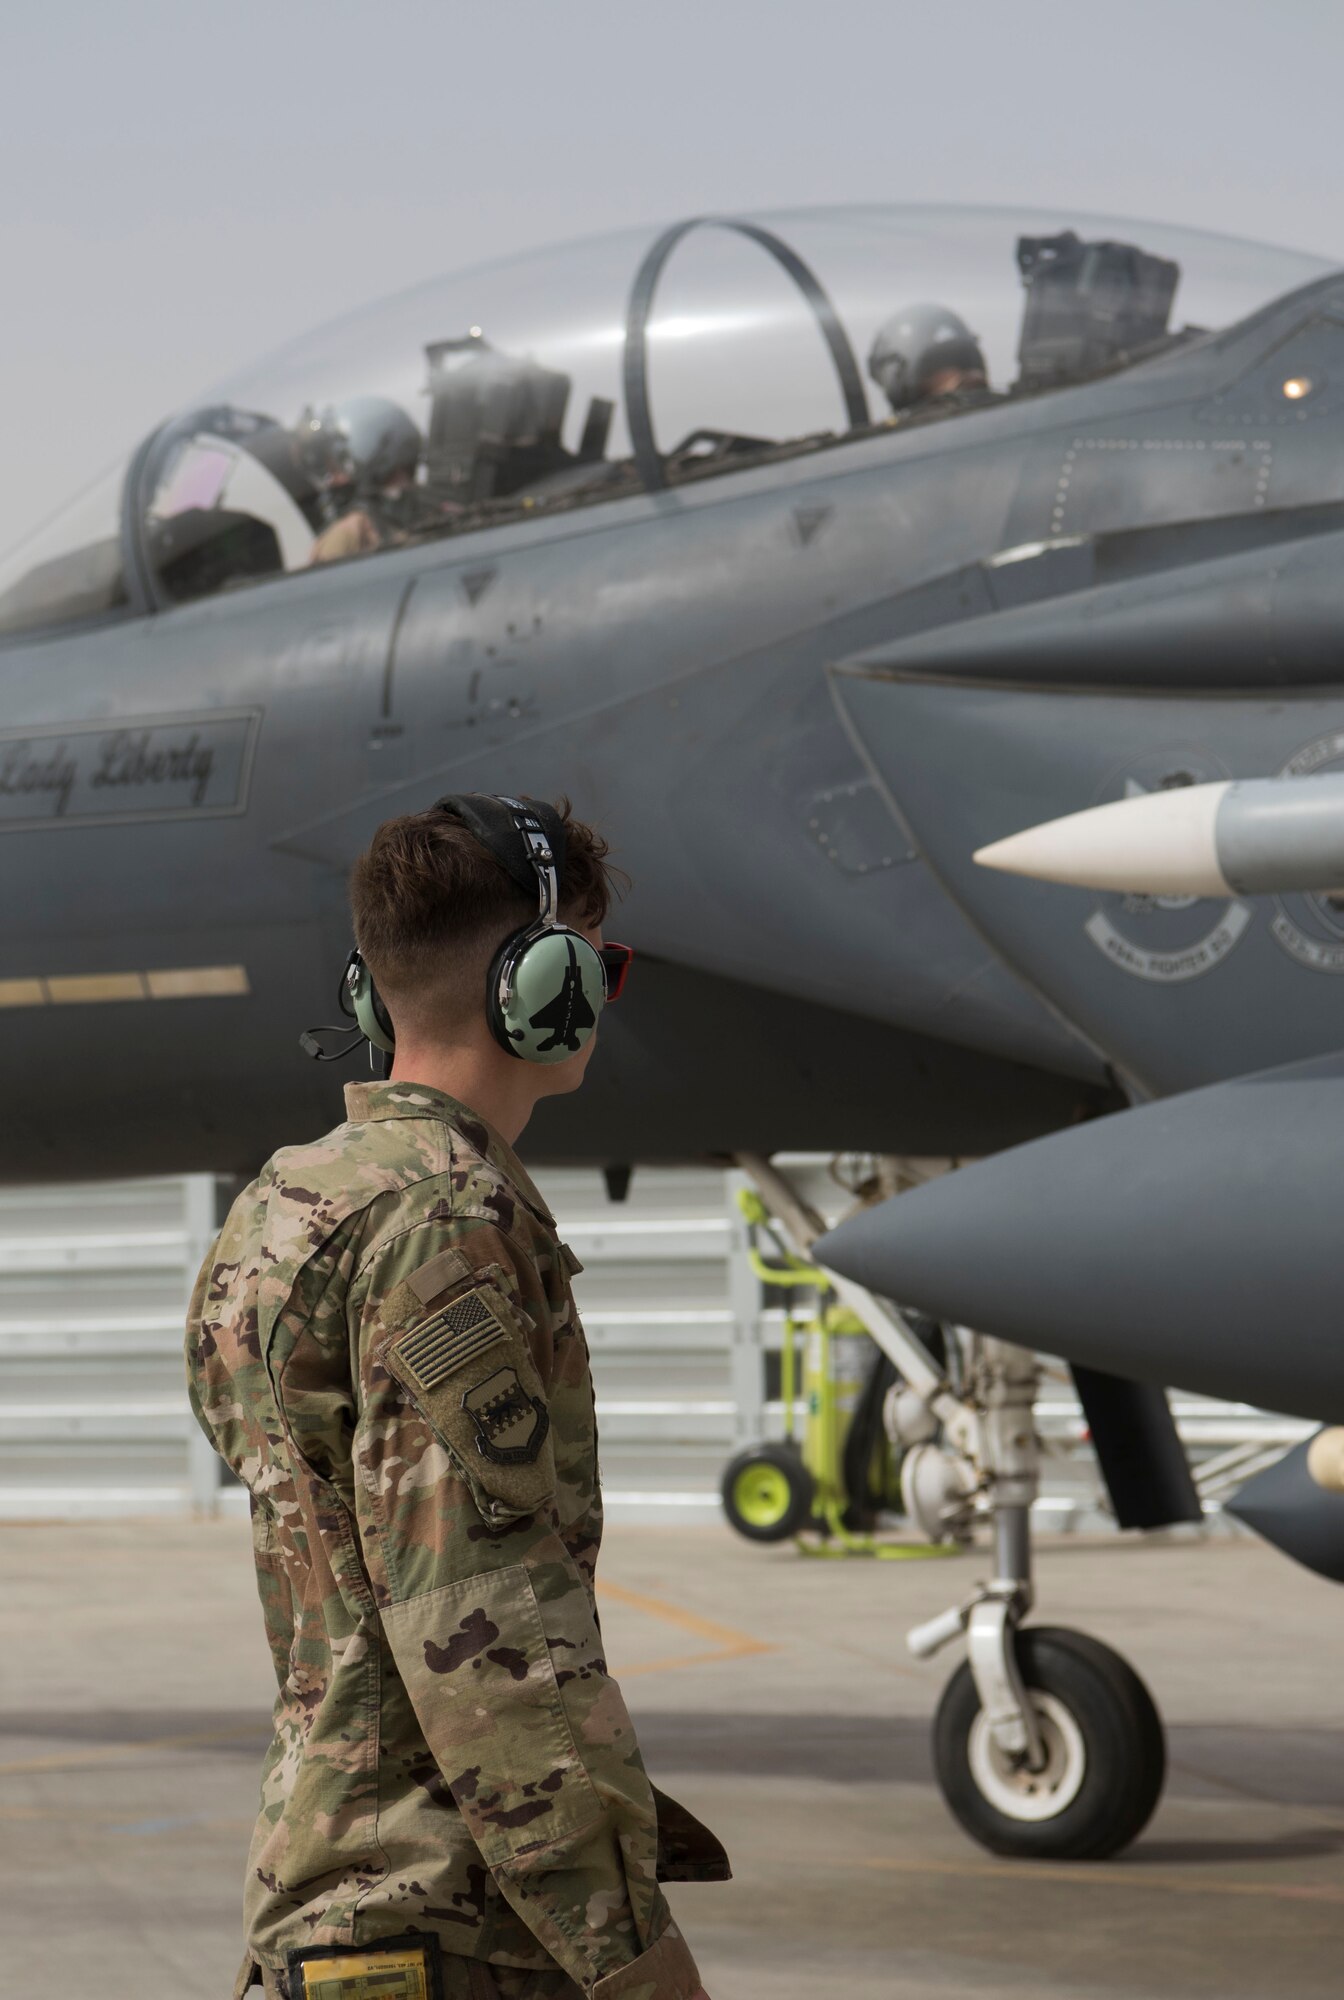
<box><xmin>0</xmin><ymin>204</ymin><xmax>1333</xmax><ymax>638</ymax></box>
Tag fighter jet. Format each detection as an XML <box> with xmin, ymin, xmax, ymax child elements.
<box><xmin>1</xmin><ymin>202</ymin><xmax>1332</xmax><ymax>1183</ymax></box>
<box><xmin>5</xmin><ymin>202</ymin><xmax>1343</xmax><ymax>1858</ymax></box>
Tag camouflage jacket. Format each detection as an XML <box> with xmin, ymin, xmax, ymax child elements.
<box><xmin>185</xmin><ymin>1081</ymin><xmax>726</xmax><ymax>1999</ymax></box>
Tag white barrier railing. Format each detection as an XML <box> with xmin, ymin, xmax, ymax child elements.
<box><xmin>0</xmin><ymin>1162</ymin><xmax>1309</xmax><ymax>1527</ymax></box>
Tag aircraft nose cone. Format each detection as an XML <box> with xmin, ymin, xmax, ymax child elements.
<box><xmin>816</xmin><ymin>1048</ymin><xmax>1344</xmax><ymax>1423</ymax></box>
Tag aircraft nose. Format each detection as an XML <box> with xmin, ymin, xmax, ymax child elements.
<box><xmin>816</xmin><ymin>1047</ymin><xmax>1344</xmax><ymax>1423</ymax></box>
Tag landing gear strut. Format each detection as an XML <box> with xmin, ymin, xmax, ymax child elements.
<box><xmin>736</xmin><ymin>1156</ymin><xmax>1167</xmax><ymax>1861</ymax></box>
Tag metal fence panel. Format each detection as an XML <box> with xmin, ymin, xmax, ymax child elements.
<box><xmin>0</xmin><ymin>1161</ymin><xmax>1310</xmax><ymax>1527</ymax></box>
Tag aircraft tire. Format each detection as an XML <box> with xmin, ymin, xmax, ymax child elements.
<box><xmin>933</xmin><ymin>1625</ymin><xmax>1165</xmax><ymax>1860</ymax></box>
<box><xmin>720</xmin><ymin>1442</ymin><xmax>815</xmax><ymax>1542</ymax></box>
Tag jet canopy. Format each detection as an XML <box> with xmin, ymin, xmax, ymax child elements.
<box><xmin>0</xmin><ymin>205</ymin><xmax>1333</xmax><ymax>637</ymax></box>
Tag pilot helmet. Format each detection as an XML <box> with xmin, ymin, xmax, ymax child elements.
<box><xmin>867</xmin><ymin>303</ymin><xmax>988</xmax><ymax>411</ymax></box>
<box><xmin>294</xmin><ymin>396</ymin><xmax>422</xmax><ymax>493</ymax></box>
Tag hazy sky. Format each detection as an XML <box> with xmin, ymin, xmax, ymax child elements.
<box><xmin>2</xmin><ymin>0</ymin><xmax>1342</xmax><ymax>557</ymax></box>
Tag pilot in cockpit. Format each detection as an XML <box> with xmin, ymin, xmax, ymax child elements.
<box><xmin>867</xmin><ymin>303</ymin><xmax>1000</xmax><ymax>421</ymax></box>
<box><xmin>297</xmin><ymin>397</ymin><xmax>428</xmax><ymax>564</ymax></box>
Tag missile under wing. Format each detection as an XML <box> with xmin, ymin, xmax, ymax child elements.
<box><xmin>829</xmin><ymin>658</ymin><xmax>1344</xmax><ymax>1096</ymax></box>
<box><xmin>1225</xmin><ymin>1438</ymin><xmax>1344</xmax><ymax>1585</ymax></box>
<box><xmin>974</xmin><ymin>773</ymin><xmax>1344</xmax><ymax>900</ymax></box>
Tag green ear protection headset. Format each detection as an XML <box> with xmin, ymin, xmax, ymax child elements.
<box><xmin>301</xmin><ymin>793</ymin><xmax>609</xmax><ymax>1073</ymax></box>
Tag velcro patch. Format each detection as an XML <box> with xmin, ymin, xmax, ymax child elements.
<box><xmin>406</xmin><ymin>1247</ymin><xmax>470</xmax><ymax>1307</ymax></box>
<box><xmin>395</xmin><ymin>1287</ymin><xmax>507</xmax><ymax>1392</ymax></box>
<box><xmin>463</xmin><ymin>1366</ymin><xmax>550</xmax><ymax>1465</ymax></box>
<box><xmin>380</xmin><ymin>1265</ymin><xmax>556</xmax><ymax>1519</ymax></box>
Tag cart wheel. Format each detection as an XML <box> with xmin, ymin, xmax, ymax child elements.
<box><xmin>721</xmin><ymin>1443</ymin><xmax>815</xmax><ymax>1542</ymax></box>
<box><xmin>933</xmin><ymin>1626</ymin><xmax>1165</xmax><ymax>1860</ymax></box>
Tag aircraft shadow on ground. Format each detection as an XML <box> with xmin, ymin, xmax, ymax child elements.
<box><xmin>7</xmin><ymin>1705</ymin><xmax>1343</xmax><ymax>1854</ymax></box>
<box><xmin>0</xmin><ymin>1706</ymin><xmax>269</xmax><ymax>1752</ymax></box>
<box><xmin>1127</xmin><ymin>1832</ymin><xmax>1344</xmax><ymax>1865</ymax></box>
<box><xmin>631</xmin><ymin>1711</ymin><xmax>1344</xmax><ymax>1813</ymax></box>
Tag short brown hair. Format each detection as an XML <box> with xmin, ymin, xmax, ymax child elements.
<box><xmin>349</xmin><ymin>799</ymin><xmax>618</xmax><ymax>1035</ymax></box>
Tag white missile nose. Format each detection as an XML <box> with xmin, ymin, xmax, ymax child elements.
<box><xmin>974</xmin><ymin>781</ymin><xmax>1233</xmax><ymax>896</ymax></box>
<box><xmin>974</xmin><ymin>822</ymin><xmax>1081</xmax><ymax>880</ymax></box>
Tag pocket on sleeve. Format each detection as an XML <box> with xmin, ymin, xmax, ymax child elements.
<box><xmin>379</xmin><ymin>1561</ymin><xmax>602</xmax><ymax>1869</ymax></box>
<box><xmin>378</xmin><ymin>1266</ymin><xmax>556</xmax><ymax>1521</ymax></box>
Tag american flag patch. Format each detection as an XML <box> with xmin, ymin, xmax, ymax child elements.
<box><xmin>395</xmin><ymin>1288</ymin><xmax>507</xmax><ymax>1391</ymax></box>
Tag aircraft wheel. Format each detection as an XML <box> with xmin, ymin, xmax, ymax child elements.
<box><xmin>933</xmin><ymin>1626</ymin><xmax>1165</xmax><ymax>1859</ymax></box>
<box><xmin>720</xmin><ymin>1443</ymin><xmax>815</xmax><ymax>1542</ymax></box>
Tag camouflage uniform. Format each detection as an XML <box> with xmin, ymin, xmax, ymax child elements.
<box><xmin>186</xmin><ymin>1081</ymin><xmax>727</xmax><ymax>2000</ymax></box>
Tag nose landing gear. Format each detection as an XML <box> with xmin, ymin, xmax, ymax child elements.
<box><xmin>904</xmin><ymin>1340</ymin><xmax>1167</xmax><ymax>1859</ymax></box>
<box><xmin>735</xmin><ymin>1154</ymin><xmax>1169</xmax><ymax>1862</ymax></box>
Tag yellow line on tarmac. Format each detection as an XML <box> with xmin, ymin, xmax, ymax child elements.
<box><xmin>0</xmin><ymin>1586</ymin><xmax>769</xmax><ymax>1773</ymax></box>
<box><xmin>620</xmin><ymin>1646</ymin><xmax>768</xmax><ymax>1678</ymax></box>
<box><xmin>596</xmin><ymin>1577</ymin><xmax>774</xmax><ymax>1670</ymax></box>
<box><xmin>860</xmin><ymin>1853</ymin><xmax>1344</xmax><ymax>1905</ymax></box>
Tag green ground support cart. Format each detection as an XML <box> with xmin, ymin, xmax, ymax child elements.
<box><xmin>720</xmin><ymin>1190</ymin><xmax>960</xmax><ymax>1561</ymax></box>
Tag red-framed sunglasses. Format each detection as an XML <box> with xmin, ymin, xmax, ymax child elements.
<box><xmin>598</xmin><ymin>942</ymin><xmax>634</xmax><ymax>1003</ymax></box>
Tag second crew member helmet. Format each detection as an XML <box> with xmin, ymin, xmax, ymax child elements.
<box><xmin>295</xmin><ymin>396</ymin><xmax>423</xmax><ymax>491</ymax></box>
<box><xmin>867</xmin><ymin>303</ymin><xmax>988</xmax><ymax>411</ymax></box>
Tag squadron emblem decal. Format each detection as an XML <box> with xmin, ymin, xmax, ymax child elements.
<box><xmin>463</xmin><ymin>1366</ymin><xmax>549</xmax><ymax>1466</ymax></box>
<box><xmin>1083</xmin><ymin>752</ymin><xmax>1252</xmax><ymax>983</ymax></box>
<box><xmin>1269</xmin><ymin>732</ymin><xmax>1344</xmax><ymax>972</ymax></box>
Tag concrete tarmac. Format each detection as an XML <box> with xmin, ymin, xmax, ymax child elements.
<box><xmin>3</xmin><ymin>1518</ymin><xmax>1342</xmax><ymax>1999</ymax></box>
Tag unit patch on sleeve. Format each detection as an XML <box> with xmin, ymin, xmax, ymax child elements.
<box><xmin>463</xmin><ymin>1367</ymin><xmax>550</xmax><ymax>1465</ymax></box>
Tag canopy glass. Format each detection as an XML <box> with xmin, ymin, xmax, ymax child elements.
<box><xmin>0</xmin><ymin>205</ymin><xmax>1332</xmax><ymax>635</ymax></box>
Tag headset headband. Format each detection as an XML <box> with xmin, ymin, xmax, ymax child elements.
<box><xmin>434</xmin><ymin>793</ymin><xmax>567</xmax><ymax>924</ymax></box>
